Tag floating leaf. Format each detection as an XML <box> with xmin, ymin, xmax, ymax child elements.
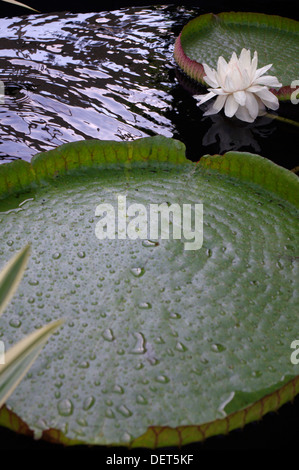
<box><xmin>174</xmin><ymin>12</ymin><xmax>299</xmax><ymax>100</ymax></box>
<box><xmin>0</xmin><ymin>136</ymin><xmax>298</xmax><ymax>447</ymax></box>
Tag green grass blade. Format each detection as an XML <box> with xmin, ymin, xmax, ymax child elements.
<box><xmin>0</xmin><ymin>245</ymin><xmax>30</xmax><ymax>318</ymax></box>
<box><xmin>1</xmin><ymin>0</ymin><xmax>39</xmax><ymax>12</ymax></box>
<box><xmin>0</xmin><ymin>319</ymin><xmax>63</xmax><ymax>408</ymax></box>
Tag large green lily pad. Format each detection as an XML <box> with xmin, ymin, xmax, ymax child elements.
<box><xmin>0</xmin><ymin>136</ymin><xmax>298</xmax><ymax>447</ymax></box>
<box><xmin>174</xmin><ymin>12</ymin><xmax>299</xmax><ymax>100</ymax></box>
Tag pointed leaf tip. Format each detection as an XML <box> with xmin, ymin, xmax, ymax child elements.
<box><xmin>0</xmin><ymin>319</ymin><xmax>64</xmax><ymax>408</ymax></box>
<box><xmin>0</xmin><ymin>245</ymin><xmax>31</xmax><ymax>318</ymax></box>
<box><xmin>1</xmin><ymin>0</ymin><xmax>40</xmax><ymax>12</ymax></box>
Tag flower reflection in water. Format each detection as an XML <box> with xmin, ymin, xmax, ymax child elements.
<box><xmin>201</xmin><ymin>106</ymin><xmax>275</xmax><ymax>154</ymax></box>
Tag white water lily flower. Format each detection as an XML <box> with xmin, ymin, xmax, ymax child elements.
<box><xmin>194</xmin><ymin>49</ymin><xmax>282</xmax><ymax>123</ymax></box>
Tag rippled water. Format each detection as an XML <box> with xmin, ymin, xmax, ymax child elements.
<box><xmin>0</xmin><ymin>5</ymin><xmax>298</xmax><ymax>169</ymax></box>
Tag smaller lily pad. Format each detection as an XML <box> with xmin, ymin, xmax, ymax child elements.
<box><xmin>174</xmin><ymin>12</ymin><xmax>299</xmax><ymax>100</ymax></box>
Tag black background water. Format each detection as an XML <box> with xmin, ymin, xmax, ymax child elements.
<box><xmin>0</xmin><ymin>0</ymin><xmax>298</xmax><ymax>453</ymax></box>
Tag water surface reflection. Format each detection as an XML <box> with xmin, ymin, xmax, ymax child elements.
<box><xmin>0</xmin><ymin>6</ymin><xmax>297</xmax><ymax>169</ymax></box>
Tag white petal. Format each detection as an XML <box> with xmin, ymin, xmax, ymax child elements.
<box><xmin>228</xmin><ymin>52</ymin><xmax>238</xmax><ymax>66</ymax></box>
<box><xmin>224</xmin><ymin>75</ymin><xmax>235</xmax><ymax>93</ymax></box>
<box><xmin>262</xmin><ymin>98</ymin><xmax>279</xmax><ymax>111</ymax></box>
<box><xmin>216</xmin><ymin>58</ymin><xmax>228</xmax><ymax>88</ymax></box>
<box><xmin>194</xmin><ymin>91</ymin><xmax>216</xmax><ymax>105</ymax></box>
<box><xmin>213</xmin><ymin>94</ymin><xmax>227</xmax><ymax>112</ymax></box>
<box><xmin>203</xmin><ymin>103</ymin><xmax>221</xmax><ymax>116</ymax></box>
<box><xmin>202</xmin><ymin>63</ymin><xmax>218</xmax><ymax>87</ymax></box>
<box><xmin>247</xmin><ymin>85</ymin><xmax>265</xmax><ymax>93</ymax></box>
<box><xmin>240</xmin><ymin>68</ymin><xmax>251</xmax><ymax>89</ymax></box>
<box><xmin>217</xmin><ymin>56</ymin><xmax>228</xmax><ymax>74</ymax></box>
<box><xmin>204</xmin><ymin>75</ymin><xmax>219</xmax><ymax>88</ymax></box>
<box><xmin>253</xmin><ymin>75</ymin><xmax>282</xmax><ymax>88</ymax></box>
<box><xmin>257</xmin><ymin>98</ymin><xmax>267</xmax><ymax>116</ymax></box>
<box><xmin>233</xmin><ymin>90</ymin><xmax>246</xmax><ymax>106</ymax></box>
<box><xmin>203</xmin><ymin>95</ymin><xmax>228</xmax><ymax>117</ymax></box>
<box><xmin>230</xmin><ymin>64</ymin><xmax>244</xmax><ymax>91</ymax></box>
<box><xmin>250</xmin><ymin>51</ymin><xmax>258</xmax><ymax>81</ymax></box>
<box><xmin>215</xmin><ymin>71</ymin><xmax>225</xmax><ymax>89</ymax></box>
<box><xmin>239</xmin><ymin>48</ymin><xmax>251</xmax><ymax>72</ymax></box>
<box><xmin>224</xmin><ymin>94</ymin><xmax>239</xmax><ymax>117</ymax></box>
<box><xmin>245</xmin><ymin>92</ymin><xmax>259</xmax><ymax>120</ymax></box>
<box><xmin>254</xmin><ymin>63</ymin><xmax>273</xmax><ymax>80</ymax></box>
<box><xmin>235</xmin><ymin>105</ymin><xmax>255</xmax><ymax>123</ymax></box>
<box><xmin>207</xmin><ymin>87</ymin><xmax>228</xmax><ymax>95</ymax></box>
<box><xmin>255</xmin><ymin>87</ymin><xmax>279</xmax><ymax>110</ymax></box>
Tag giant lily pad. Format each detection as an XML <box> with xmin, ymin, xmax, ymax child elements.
<box><xmin>174</xmin><ymin>12</ymin><xmax>299</xmax><ymax>100</ymax></box>
<box><xmin>0</xmin><ymin>136</ymin><xmax>298</xmax><ymax>447</ymax></box>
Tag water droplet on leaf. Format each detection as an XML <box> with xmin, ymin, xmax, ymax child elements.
<box><xmin>102</xmin><ymin>328</ymin><xmax>115</xmax><ymax>342</ymax></box>
<box><xmin>57</xmin><ymin>399</ymin><xmax>74</xmax><ymax>417</ymax></box>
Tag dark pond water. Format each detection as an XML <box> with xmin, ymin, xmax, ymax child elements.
<box><xmin>0</xmin><ymin>5</ymin><xmax>298</xmax><ymax>169</ymax></box>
